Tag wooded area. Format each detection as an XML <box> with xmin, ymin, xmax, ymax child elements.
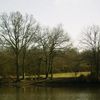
<box><xmin>0</xmin><ymin>12</ymin><xmax>100</xmax><ymax>82</ymax></box>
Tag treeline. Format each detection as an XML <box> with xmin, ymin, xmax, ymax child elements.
<box><xmin>0</xmin><ymin>46</ymin><xmax>89</xmax><ymax>80</ymax></box>
<box><xmin>0</xmin><ymin>11</ymin><xmax>99</xmax><ymax>81</ymax></box>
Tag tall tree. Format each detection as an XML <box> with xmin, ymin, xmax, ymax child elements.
<box><xmin>0</xmin><ymin>12</ymin><xmax>39</xmax><ymax>81</ymax></box>
<box><xmin>80</xmin><ymin>25</ymin><xmax>100</xmax><ymax>80</ymax></box>
<box><xmin>35</xmin><ymin>25</ymin><xmax>70</xmax><ymax>79</ymax></box>
<box><xmin>48</xmin><ymin>25</ymin><xmax>70</xmax><ymax>79</ymax></box>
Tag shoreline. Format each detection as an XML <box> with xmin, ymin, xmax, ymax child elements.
<box><xmin>0</xmin><ymin>77</ymin><xmax>100</xmax><ymax>88</ymax></box>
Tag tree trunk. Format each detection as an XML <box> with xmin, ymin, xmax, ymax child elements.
<box><xmin>37</xmin><ymin>58</ymin><xmax>42</xmax><ymax>79</ymax></box>
<box><xmin>45</xmin><ymin>58</ymin><xmax>48</xmax><ymax>79</ymax></box>
<box><xmin>16</xmin><ymin>53</ymin><xmax>19</xmax><ymax>81</ymax></box>
<box><xmin>95</xmin><ymin>51</ymin><xmax>99</xmax><ymax>81</ymax></box>
<box><xmin>22</xmin><ymin>49</ymin><xmax>26</xmax><ymax>80</ymax></box>
<box><xmin>22</xmin><ymin>58</ymin><xmax>25</xmax><ymax>79</ymax></box>
<box><xmin>50</xmin><ymin>65</ymin><xmax>53</xmax><ymax>80</ymax></box>
<box><xmin>50</xmin><ymin>55</ymin><xmax>53</xmax><ymax>80</ymax></box>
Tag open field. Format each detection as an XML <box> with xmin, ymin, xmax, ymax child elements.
<box><xmin>1</xmin><ymin>72</ymin><xmax>90</xmax><ymax>79</ymax></box>
<box><xmin>39</xmin><ymin>72</ymin><xmax>91</xmax><ymax>78</ymax></box>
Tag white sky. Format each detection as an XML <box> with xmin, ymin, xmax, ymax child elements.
<box><xmin>0</xmin><ymin>0</ymin><xmax>100</xmax><ymax>46</ymax></box>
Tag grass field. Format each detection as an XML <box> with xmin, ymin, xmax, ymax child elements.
<box><xmin>18</xmin><ymin>72</ymin><xmax>90</xmax><ymax>79</ymax></box>
<box><xmin>40</xmin><ymin>72</ymin><xmax>90</xmax><ymax>78</ymax></box>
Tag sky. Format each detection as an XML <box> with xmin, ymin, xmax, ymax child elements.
<box><xmin>0</xmin><ymin>0</ymin><xmax>100</xmax><ymax>46</ymax></box>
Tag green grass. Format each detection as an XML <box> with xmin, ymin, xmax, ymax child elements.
<box><xmin>22</xmin><ymin>72</ymin><xmax>90</xmax><ymax>79</ymax></box>
<box><xmin>40</xmin><ymin>72</ymin><xmax>90</xmax><ymax>78</ymax></box>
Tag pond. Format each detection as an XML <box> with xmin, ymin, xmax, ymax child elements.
<box><xmin>0</xmin><ymin>86</ymin><xmax>100</xmax><ymax>100</ymax></box>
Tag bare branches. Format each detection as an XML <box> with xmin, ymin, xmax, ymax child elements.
<box><xmin>0</xmin><ymin>11</ymin><xmax>39</xmax><ymax>81</ymax></box>
<box><xmin>80</xmin><ymin>25</ymin><xmax>100</xmax><ymax>80</ymax></box>
<box><xmin>34</xmin><ymin>25</ymin><xmax>70</xmax><ymax>79</ymax></box>
<box><xmin>80</xmin><ymin>25</ymin><xmax>100</xmax><ymax>51</ymax></box>
<box><xmin>0</xmin><ymin>12</ymin><xmax>39</xmax><ymax>52</ymax></box>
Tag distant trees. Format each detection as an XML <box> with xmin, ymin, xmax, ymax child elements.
<box><xmin>0</xmin><ymin>12</ymin><xmax>39</xmax><ymax>81</ymax></box>
<box><xmin>0</xmin><ymin>49</ymin><xmax>15</xmax><ymax>77</ymax></box>
<box><xmin>80</xmin><ymin>25</ymin><xmax>100</xmax><ymax>80</ymax></box>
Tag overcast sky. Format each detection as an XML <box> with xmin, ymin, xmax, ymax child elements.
<box><xmin>0</xmin><ymin>0</ymin><xmax>100</xmax><ymax>46</ymax></box>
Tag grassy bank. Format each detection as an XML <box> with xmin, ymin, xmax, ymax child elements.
<box><xmin>0</xmin><ymin>72</ymin><xmax>91</xmax><ymax>87</ymax></box>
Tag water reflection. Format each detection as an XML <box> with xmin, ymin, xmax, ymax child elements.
<box><xmin>0</xmin><ymin>86</ymin><xmax>100</xmax><ymax>100</ymax></box>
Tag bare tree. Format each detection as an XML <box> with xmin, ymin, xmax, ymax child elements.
<box><xmin>80</xmin><ymin>25</ymin><xmax>100</xmax><ymax>80</ymax></box>
<box><xmin>0</xmin><ymin>12</ymin><xmax>39</xmax><ymax>81</ymax></box>
<box><xmin>34</xmin><ymin>27</ymin><xmax>49</xmax><ymax>78</ymax></box>
<box><xmin>36</xmin><ymin>25</ymin><xmax>70</xmax><ymax>79</ymax></box>
<box><xmin>48</xmin><ymin>25</ymin><xmax>70</xmax><ymax>79</ymax></box>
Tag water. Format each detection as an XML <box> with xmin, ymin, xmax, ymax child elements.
<box><xmin>0</xmin><ymin>86</ymin><xmax>100</xmax><ymax>100</ymax></box>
